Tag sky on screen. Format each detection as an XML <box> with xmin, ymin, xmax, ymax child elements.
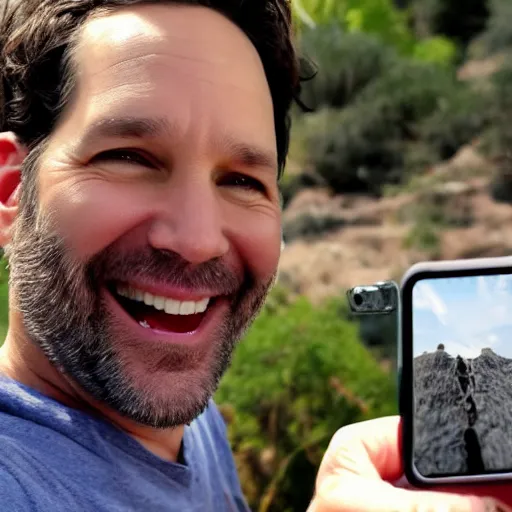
<box><xmin>413</xmin><ymin>273</ymin><xmax>512</xmax><ymax>358</ymax></box>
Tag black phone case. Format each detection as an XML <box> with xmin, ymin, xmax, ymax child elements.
<box><xmin>399</xmin><ymin>257</ymin><xmax>512</xmax><ymax>487</ymax></box>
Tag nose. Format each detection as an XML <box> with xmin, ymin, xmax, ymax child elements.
<box><xmin>147</xmin><ymin>177</ymin><xmax>230</xmax><ymax>265</ymax></box>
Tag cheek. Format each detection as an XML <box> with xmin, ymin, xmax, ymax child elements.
<box><xmin>40</xmin><ymin>180</ymin><xmax>153</xmax><ymax>260</ymax></box>
<box><xmin>226</xmin><ymin>206</ymin><xmax>281</xmax><ymax>282</ymax></box>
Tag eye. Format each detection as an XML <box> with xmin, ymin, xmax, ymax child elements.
<box><xmin>92</xmin><ymin>149</ymin><xmax>157</xmax><ymax>169</ymax></box>
<box><xmin>218</xmin><ymin>173</ymin><xmax>266</xmax><ymax>194</ymax></box>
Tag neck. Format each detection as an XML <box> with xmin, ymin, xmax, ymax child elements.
<box><xmin>0</xmin><ymin>318</ymin><xmax>185</xmax><ymax>463</ymax></box>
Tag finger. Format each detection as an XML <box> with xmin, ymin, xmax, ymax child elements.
<box><xmin>432</xmin><ymin>484</ymin><xmax>512</xmax><ymax>508</ymax></box>
<box><xmin>310</xmin><ymin>473</ymin><xmax>512</xmax><ymax>512</ymax></box>
<box><xmin>326</xmin><ymin>417</ymin><xmax>512</xmax><ymax>508</ymax></box>
<box><xmin>394</xmin><ymin>475</ymin><xmax>512</xmax><ymax>505</ymax></box>
<box><xmin>324</xmin><ymin>416</ymin><xmax>403</xmax><ymax>482</ymax></box>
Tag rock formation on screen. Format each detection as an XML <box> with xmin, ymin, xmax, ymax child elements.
<box><xmin>413</xmin><ymin>348</ymin><xmax>512</xmax><ymax>477</ymax></box>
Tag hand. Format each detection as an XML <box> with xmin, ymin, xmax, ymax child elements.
<box><xmin>307</xmin><ymin>416</ymin><xmax>512</xmax><ymax>512</ymax></box>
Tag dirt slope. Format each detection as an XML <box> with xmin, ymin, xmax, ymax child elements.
<box><xmin>278</xmin><ymin>145</ymin><xmax>512</xmax><ymax>303</ymax></box>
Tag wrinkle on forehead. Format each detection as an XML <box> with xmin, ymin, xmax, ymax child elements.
<box><xmin>76</xmin><ymin>4</ymin><xmax>267</xmax><ymax>90</ymax></box>
<box><xmin>50</xmin><ymin>3</ymin><xmax>276</xmax><ymax>159</ymax></box>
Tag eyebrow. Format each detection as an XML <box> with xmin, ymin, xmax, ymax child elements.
<box><xmin>219</xmin><ymin>136</ymin><xmax>277</xmax><ymax>171</ymax></box>
<box><xmin>79</xmin><ymin>116</ymin><xmax>278</xmax><ymax>171</ymax></box>
<box><xmin>80</xmin><ymin>116</ymin><xmax>173</xmax><ymax>146</ymax></box>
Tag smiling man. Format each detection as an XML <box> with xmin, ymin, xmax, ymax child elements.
<box><xmin>3</xmin><ymin>2</ymin><xmax>512</xmax><ymax>512</ymax></box>
<box><xmin>0</xmin><ymin>0</ymin><xmax>298</xmax><ymax>510</ymax></box>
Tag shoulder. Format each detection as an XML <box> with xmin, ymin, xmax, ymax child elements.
<box><xmin>0</xmin><ymin>378</ymin><xmax>84</xmax><ymax>510</ymax></box>
<box><xmin>202</xmin><ymin>399</ymin><xmax>229</xmax><ymax>433</ymax></box>
<box><xmin>189</xmin><ymin>401</ymin><xmax>250</xmax><ymax>510</ymax></box>
<box><xmin>0</xmin><ymin>468</ymin><xmax>32</xmax><ymax>511</ymax></box>
<box><xmin>188</xmin><ymin>400</ymin><xmax>240</xmax><ymax>477</ymax></box>
<box><xmin>0</xmin><ymin>435</ymin><xmax>52</xmax><ymax>511</ymax></box>
<box><xmin>190</xmin><ymin>399</ymin><xmax>231</xmax><ymax>450</ymax></box>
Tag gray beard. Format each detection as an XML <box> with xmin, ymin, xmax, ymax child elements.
<box><xmin>6</xmin><ymin>201</ymin><xmax>274</xmax><ymax>428</ymax></box>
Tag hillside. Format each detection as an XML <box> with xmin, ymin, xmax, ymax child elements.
<box><xmin>279</xmin><ymin>141</ymin><xmax>512</xmax><ymax>304</ymax></box>
<box><xmin>413</xmin><ymin>347</ymin><xmax>512</xmax><ymax>477</ymax></box>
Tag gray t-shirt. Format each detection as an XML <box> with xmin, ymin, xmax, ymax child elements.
<box><xmin>0</xmin><ymin>376</ymin><xmax>249</xmax><ymax>511</ymax></box>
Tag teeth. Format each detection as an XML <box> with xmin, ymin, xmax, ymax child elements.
<box><xmin>117</xmin><ymin>285</ymin><xmax>211</xmax><ymax>316</ymax></box>
<box><xmin>195</xmin><ymin>298</ymin><xmax>209</xmax><ymax>313</ymax></box>
<box><xmin>180</xmin><ymin>301</ymin><xmax>196</xmax><ymax>315</ymax></box>
<box><xmin>164</xmin><ymin>299</ymin><xmax>181</xmax><ymax>315</ymax></box>
<box><xmin>153</xmin><ymin>297</ymin><xmax>165</xmax><ymax>311</ymax></box>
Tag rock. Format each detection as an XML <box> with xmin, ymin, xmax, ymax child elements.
<box><xmin>413</xmin><ymin>349</ymin><xmax>512</xmax><ymax>477</ymax></box>
<box><xmin>282</xmin><ymin>189</ymin><xmax>386</xmax><ymax>243</ymax></box>
<box><xmin>432</xmin><ymin>181</ymin><xmax>473</xmax><ymax>196</ymax></box>
<box><xmin>458</xmin><ymin>54</ymin><xmax>506</xmax><ymax>82</ymax></box>
<box><xmin>284</xmin><ymin>188</ymin><xmax>335</xmax><ymax>218</ymax></box>
<box><xmin>431</xmin><ymin>145</ymin><xmax>491</xmax><ymax>178</ymax></box>
<box><xmin>471</xmin><ymin>350</ymin><xmax>512</xmax><ymax>472</ymax></box>
<box><xmin>413</xmin><ymin>351</ymin><xmax>469</xmax><ymax>476</ymax></box>
<box><xmin>449</xmin><ymin>146</ymin><xmax>490</xmax><ymax>171</ymax></box>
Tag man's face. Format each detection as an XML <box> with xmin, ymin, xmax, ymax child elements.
<box><xmin>7</xmin><ymin>4</ymin><xmax>281</xmax><ymax>427</ymax></box>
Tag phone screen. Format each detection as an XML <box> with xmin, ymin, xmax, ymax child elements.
<box><xmin>411</xmin><ymin>273</ymin><xmax>512</xmax><ymax>479</ymax></box>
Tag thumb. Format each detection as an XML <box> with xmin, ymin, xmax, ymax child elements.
<box><xmin>310</xmin><ymin>474</ymin><xmax>512</xmax><ymax>512</ymax></box>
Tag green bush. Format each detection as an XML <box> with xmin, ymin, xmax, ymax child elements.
<box><xmin>302</xmin><ymin>60</ymin><xmax>468</xmax><ymax>194</ymax></box>
<box><xmin>411</xmin><ymin>0</ymin><xmax>489</xmax><ymax>50</ymax></box>
<box><xmin>299</xmin><ymin>25</ymin><xmax>396</xmax><ymax>111</ymax></box>
<box><xmin>293</xmin><ymin>0</ymin><xmax>416</xmax><ymax>55</ymax></box>
<box><xmin>479</xmin><ymin>63</ymin><xmax>512</xmax><ymax>202</ymax></box>
<box><xmin>356</xmin><ymin>59</ymin><xmax>460</xmax><ymax>124</ymax></box>
<box><xmin>470</xmin><ymin>0</ymin><xmax>512</xmax><ymax>57</ymax></box>
<box><xmin>404</xmin><ymin>221</ymin><xmax>442</xmax><ymax>258</ymax></box>
<box><xmin>342</xmin><ymin>0</ymin><xmax>416</xmax><ymax>55</ymax></box>
<box><xmin>292</xmin><ymin>0</ymin><xmax>348</xmax><ymax>30</ymax></box>
<box><xmin>401</xmin><ymin>141</ymin><xmax>440</xmax><ymax>177</ymax></box>
<box><xmin>418</xmin><ymin>87</ymin><xmax>491</xmax><ymax>160</ymax></box>
<box><xmin>303</xmin><ymin>105</ymin><xmax>403</xmax><ymax>194</ymax></box>
<box><xmin>412</xmin><ymin>36</ymin><xmax>458</xmax><ymax>66</ymax></box>
<box><xmin>481</xmin><ymin>62</ymin><xmax>512</xmax><ymax>154</ymax></box>
<box><xmin>215</xmin><ymin>290</ymin><xmax>397</xmax><ymax>511</ymax></box>
<box><xmin>402</xmin><ymin>186</ymin><xmax>475</xmax><ymax>257</ymax></box>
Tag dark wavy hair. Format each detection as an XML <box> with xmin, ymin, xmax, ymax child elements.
<box><xmin>0</xmin><ymin>0</ymin><xmax>304</xmax><ymax>177</ymax></box>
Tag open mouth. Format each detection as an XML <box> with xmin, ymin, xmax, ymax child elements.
<box><xmin>109</xmin><ymin>283</ymin><xmax>216</xmax><ymax>334</ymax></box>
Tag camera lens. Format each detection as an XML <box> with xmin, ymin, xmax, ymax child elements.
<box><xmin>353</xmin><ymin>293</ymin><xmax>363</xmax><ymax>306</ymax></box>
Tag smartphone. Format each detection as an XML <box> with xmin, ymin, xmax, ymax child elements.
<box><xmin>400</xmin><ymin>256</ymin><xmax>512</xmax><ymax>486</ymax></box>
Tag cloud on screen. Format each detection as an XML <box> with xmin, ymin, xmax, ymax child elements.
<box><xmin>476</xmin><ymin>274</ymin><xmax>512</xmax><ymax>325</ymax></box>
<box><xmin>413</xmin><ymin>282</ymin><xmax>448</xmax><ymax>325</ymax></box>
<box><xmin>444</xmin><ymin>333</ymin><xmax>500</xmax><ymax>359</ymax></box>
<box><xmin>413</xmin><ymin>274</ymin><xmax>512</xmax><ymax>357</ymax></box>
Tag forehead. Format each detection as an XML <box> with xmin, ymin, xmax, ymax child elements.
<box><xmin>58</xmin><ymin>4</ymin><xmax>275</xmax><ymax>150</ymax></box>
<box><xmin>79</xmin><ymin>4</ymin><xmax>267</xmax><ymax>86</ymax></box>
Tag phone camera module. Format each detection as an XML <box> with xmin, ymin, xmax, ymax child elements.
<box><xmin>353</xmin><ymin>293</ymin><xmax>364</xmax><ymax>306</ymax></box>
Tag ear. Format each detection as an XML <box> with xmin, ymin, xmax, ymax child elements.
<box><xmin>0</xmin><ymin>132</ymin><xmax>27</xmax><ymax>247</ymax></box>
